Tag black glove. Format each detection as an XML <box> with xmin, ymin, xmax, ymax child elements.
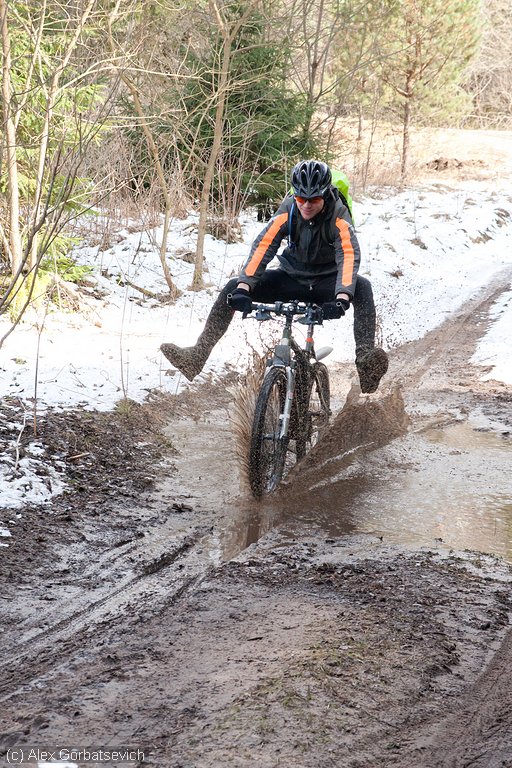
<box><xmin>227</xmin><ymin>287</ymin><xmax>252</xmax><ymax>315</ymax></box>
<box><xmin>321</xmin><ymin>298</ymin><xmax>350</xmax><ymax>320</ymax></box>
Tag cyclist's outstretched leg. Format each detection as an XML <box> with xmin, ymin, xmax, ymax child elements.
<box><xmin>160</xmin><ymin>279</ymin><xmax>237</xmax><ymax>380</ymax></box>
<box><xmin>312</xmin><ymin>273</ymin><xmax>388</xmax><ymax>394</ymax></box>
<box><xmin>352</xmin><ymin>275</ymin><xmax>388</xmax><ymax>393</ymax></box>
<box><xmin>160</xmin><ymin>271</ymin><xmax>303</xmax><ymax>381</ymax></box>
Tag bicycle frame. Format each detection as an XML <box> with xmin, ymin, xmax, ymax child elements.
<box><xmin>247</xmin><ymin>300</ymin><xmax>332</xmax><ymax>497</ymax></box>
<box><xmin>252</xmin><ymin>301</ymin><xmax>328</xmax><ymax>440</ymax></box>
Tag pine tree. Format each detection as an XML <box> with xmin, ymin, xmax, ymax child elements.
<box><xmin>378</xmin><ymin>0</ymin><xmax>481</xmax><ymax>180</ymax></box>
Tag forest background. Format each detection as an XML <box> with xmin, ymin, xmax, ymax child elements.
<box><xmin>0</xmin><ymin>0</ymin><xmax>511</xmax><ymax>327</ymax></box>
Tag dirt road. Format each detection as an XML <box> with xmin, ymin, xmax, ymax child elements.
<box><xmin>1</xmin><ymin>267</ymin><xmax>511</xmax><ymax>767</ymax></box>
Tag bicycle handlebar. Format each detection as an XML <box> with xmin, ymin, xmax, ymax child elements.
<box><xmin>249</xmin><ymin>300</ymin><xmax>324</xmax><ymax>324</ymax></box>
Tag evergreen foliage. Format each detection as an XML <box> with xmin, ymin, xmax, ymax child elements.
<box><xmin>122</xmin><ymin>1</ymin><xmax>319</xmax><ymax>215</ymax></box>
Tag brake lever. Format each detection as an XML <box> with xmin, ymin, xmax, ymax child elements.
<box><xmin>253</xmin><ymin>308</ymin><xmax>272</xmax><ymax>321</ymax></box>
<box><xmin>297</xmin><ymin>306</ymin><xmax>323</xmax><ymax>325</ymax></box>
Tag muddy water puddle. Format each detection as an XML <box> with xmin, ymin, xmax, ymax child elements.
<box><xmin>222</xmin><ymin>418</ymin><xmax>512</xmax><ymax>562</ymax></box>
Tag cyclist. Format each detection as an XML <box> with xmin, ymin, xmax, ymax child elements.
<box><xmin>161</xmin><ymin>159</ymin><xmax>388</xmax><ymax>393</ymax></box>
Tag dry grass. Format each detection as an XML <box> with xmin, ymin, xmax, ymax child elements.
<box><xmin>331</xmin><ymin>121</ymin><xmax>512</xmax><ymax>194</ymax></box>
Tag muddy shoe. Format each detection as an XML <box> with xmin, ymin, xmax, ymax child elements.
<box><xmin>356</xmin><ymin>348</ymin><xmax>389</xmax><ymax>394</ymax></box>
<box><xmin>160</xmin><ymin>343</ymin><xmax>206</xmax><ymax>381</ymax></box>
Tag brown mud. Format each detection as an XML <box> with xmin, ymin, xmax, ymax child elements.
<box><xmin>1</xmin><ymin>273</ymin><xmax>512</xmax><ymax>762</ymax></box>
<box><xmin>0</xmin><ymin>131</ymin><xmax>512</xmax><ymax>768</ymax></box>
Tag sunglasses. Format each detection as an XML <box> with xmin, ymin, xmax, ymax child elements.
<box><xmin>295</xmin><ymin>195</ymin><xmax>324</xmax><ymax>204</ymax></box>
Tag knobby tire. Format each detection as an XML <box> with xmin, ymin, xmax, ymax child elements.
<box><xmin>295</xmin><ymin>362</ymin><xmax>330</xmax><ymax>459</ymax></box>
<box><xmin>249</xmin><ymin>367</ymin><xmax>289</xmax><ymax>498</ymax></box>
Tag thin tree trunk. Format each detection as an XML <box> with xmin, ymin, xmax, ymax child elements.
<box><xmin>1</xmin><ymin>0</ymin><xmax>22</xmax><ymax>275</ymax></box>
<box><xmin>107</xmin><ymin>1</ymin><xmax>179</xmax><ymax>301</ymax></box>
<box><xmin>401</xmin><ymin>94</ymin><xmax>411</xmax><ymax>184</ymax></box>
<box><xmin>191</xmin><ymin>0</ymin><xmax>252</xmax><ymax>291</ymax></box>
<box><xmin>126</xmin><ymin>84</ymin><xmax>179</xmax><ymax>300</ymax></box>
<box><xmin>192</xmin><ymin>24</ymin><xmax>233</xmax><ymax>290</ymax></box>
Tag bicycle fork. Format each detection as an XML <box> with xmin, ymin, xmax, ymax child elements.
<box><xmin>270</xmin><ymin>319</ymin><xmax>296</xmax><ymax>441</ymax></box>
<box><xmin>278</xmin><ymin>365</ymin><xmax>295</xmax><ymax>439</ymax></box>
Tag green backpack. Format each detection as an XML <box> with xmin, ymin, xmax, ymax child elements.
<box><xmin>330</xmin><ymin>169</ymin><xmax>353</xmax><ymax>221</ymax></box>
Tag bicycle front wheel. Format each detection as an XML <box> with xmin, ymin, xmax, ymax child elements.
<box><xmin>249</xmin><ymin>367</ymin><xmax>289</xmax><ymax>497</ymax></box>
<box><xmin>296</xmin><ymin>362</ymin><xmax>331</xmax><ymax>459</ymax></box>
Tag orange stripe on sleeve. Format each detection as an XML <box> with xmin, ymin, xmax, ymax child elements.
<box><xmin>335</xmin><ymin>218</ymin><xmax>355</xmax><ymax>287</ymax></box>
<box><xmin>244</xmin><ymin>212</ymin><xmax>288</xmax><ymax>277</ymax></box>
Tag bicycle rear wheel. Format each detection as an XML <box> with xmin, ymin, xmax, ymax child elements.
<box><xmin>249</xmin><ymin>367</ymin><xmax>289</xmax><ymax>497</ymax></box>
<box><xmin>296</xmin><ymin>362</ymin><xmax>331</xmax><ymax>459</ymax></box>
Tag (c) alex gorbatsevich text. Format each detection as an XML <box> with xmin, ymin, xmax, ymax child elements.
<box><xmin>4</xmin><ymin>746</ymin><xmax>147</xmax><ymax>764</ymax></box>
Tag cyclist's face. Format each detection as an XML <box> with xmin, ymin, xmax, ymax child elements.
<box><xmin>295</xmin><ymin>196</ymin><xmax>325</xmax><ymax>220</ymax></box>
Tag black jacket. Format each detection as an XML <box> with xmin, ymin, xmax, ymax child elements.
<box><xmin>239</xmin><ymin>187</ymin><xmax>360</xmax><ymax>298</ymax></box>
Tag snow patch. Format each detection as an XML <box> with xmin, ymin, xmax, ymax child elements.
<box><xmin>471</xmin><ymin>287</ymin><xmax>512</xmax><ymax>383</ymax></box>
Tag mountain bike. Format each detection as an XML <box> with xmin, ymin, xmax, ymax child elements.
<box><xmin>248</xmin><ymin>300</ymin><xmax>332</xmax><ymax>498</ymax></box>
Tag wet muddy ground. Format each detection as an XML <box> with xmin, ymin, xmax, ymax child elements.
<box><xmin>1</xmin><ymin>268</ymin><xmax>512</xmax><ymax>767</ymax></box>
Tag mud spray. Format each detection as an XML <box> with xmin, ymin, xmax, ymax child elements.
<box><xmin>226</xmin><ymin>377</ymin><xmax>409</xmax><ymax>555</ymax></box>
<box><xmin>283</xmin><ymin>385</ymin><xmax>410</xmax><ymax>497</ymax></box>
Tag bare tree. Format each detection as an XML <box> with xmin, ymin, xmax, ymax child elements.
<box><xmin>191</xmin><ymin>0</ymin><xmax>254</xmax><ymax>290</ymax></box>
<box><xmin>106</xmin><ymin>0</ymin><xmax>181</xmax><ymax>300</ymax></box>
<box><xmin>277</xmin><ymin>0</ymin><xmax>391</xmax><ymax>148</ymax></box>
<box><xmin>0</xmin><ymin>0</ymin><xmax>130</xmax><ymax>336</ymax></box>
<box><xmin>465</xmin><ymin>0</ymin><xmax>512</xmax><ymax>127</ymax></box>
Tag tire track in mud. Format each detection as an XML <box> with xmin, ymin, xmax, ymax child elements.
<box><xmin>386</xmin><ymin>264</ymin><xmax>512</xmax><ymax>392</ymax></box>
<box><xmin>0</xmin><ymin>525</ymin><xmax>214</xmax><ymax>699</ymax></box>
<box><xmin>0</xmin><ymin>395</ymin><xmax>238</xmax><ymax>701</ymax></box>
<box><xmin>387</xmin><ymin>626</ymin><xmax>512</xmax><ymax>768</ymax></box>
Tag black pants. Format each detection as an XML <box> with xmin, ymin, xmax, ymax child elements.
<box><xmin>221</xmin><ymin>270</ymin><xmax>376</xmax><ymax>357</ymax></box>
